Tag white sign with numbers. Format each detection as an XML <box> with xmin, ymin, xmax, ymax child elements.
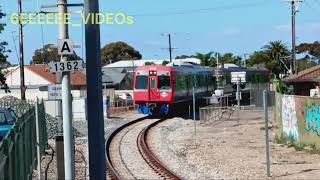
<box><xmin>48</xmin><ymin>60</ymin><xmax>84</xmax><ymax>73</ymax></box>
<box><xmin>58</xmin><ymin>39</ymin><xmax>74</xmax><ymax>55</ymax></box>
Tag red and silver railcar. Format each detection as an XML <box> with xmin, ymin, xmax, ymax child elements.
<box><xmin>133</xmin><ymin>64</ymin><xmax>215</xmax><ymax>115</ymax></box>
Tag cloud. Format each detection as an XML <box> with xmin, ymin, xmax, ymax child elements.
<box><xmin>222</xmin><ymin>28</ymin><xmax>241</xmax><ymax>36</ymax></box>
<box><xmin>144</xmin><ymin>40</ymin><xmax>164</xmax><ymax>47</ymax></box>
<box><xmin>274</xmin><ymin>22</ymin><xmax>320</xmax><ymax>33</ymax></box>
<box><xmin>274</xmin><ymin>24</ymin><xmax>291</xmax><ymax>31</ymax></box>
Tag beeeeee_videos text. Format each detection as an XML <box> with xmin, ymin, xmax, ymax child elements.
<box><xmin>11</xmin><ymin>12</ymin><xmax>134</xmax><ymax>25</ymax></box>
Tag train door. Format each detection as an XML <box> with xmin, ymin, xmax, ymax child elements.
<box><xmin>149</xmin><ymin>74</ymin><xmax>159</xmax><ymax>101</ymax></box>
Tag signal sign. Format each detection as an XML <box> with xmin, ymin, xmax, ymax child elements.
<box><xmin>58</xmin><ymin>39</ymin><xmax>74</xmax><ymax>55</ymax></box>
<box><xmin>48</xmin><ymin>60</ymin><xmax>84</xmax><ymax>73</ymax></box>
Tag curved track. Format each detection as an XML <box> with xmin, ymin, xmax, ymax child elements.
<box><xmin>106</xmin><ymin>116</ymin><xmax>180</xmax><ymax>180</ymax></box>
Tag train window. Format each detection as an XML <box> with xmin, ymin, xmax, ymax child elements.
<box><xmin>0</xmin><ymin>113</ymin><xmax>5</xmax><ymax>125</ymax></box>
<box><xmin>158</xmin><ymin>75</ymin><xmax>171</xmax><ymax>89</ymax></box>
<box><xmin>150</xmin><ymin>77</ymin><xmax>156</xmax><ymax>88</ymax></box>
<box><xmin>135</xmin><ymin>75</ymin><xmax>148</xmax><ymax>89</ymax></box>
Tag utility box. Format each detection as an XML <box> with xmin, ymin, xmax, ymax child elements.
<box><xmin>310</xmin><ymin>89</ymin><xmax>320</xmax><ymax>97</ymax></box>
<box><xmin>214</xmin><ymin>89</ymin><xmax>224</xmax><ymax>97</ymax></box>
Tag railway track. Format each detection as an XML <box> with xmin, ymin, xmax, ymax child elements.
<box><xmin>106</xmin><ymin>116</ymin><xmax>180</xmax><ymax>180</ymax></box>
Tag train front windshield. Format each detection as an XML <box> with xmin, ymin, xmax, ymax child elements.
<box><xmin>135</xmin><ymin>75</ymin><xmax>148</xmax><ymax>89</ymax></box>
<box><xmin>158</xmin><ymin>75</ymin><xmax>171</xmax><ymax>90</ymax></box>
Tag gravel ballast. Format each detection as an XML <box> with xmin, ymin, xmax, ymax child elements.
<box><xmin>38</xmin><ymin>111</ymin><xmax>145</xmax><ymax>179</ymax></box>
<box><xmin>149</xmin><ymin>110</ymin><xmax>320</xmax><ymax>179</ymax></box>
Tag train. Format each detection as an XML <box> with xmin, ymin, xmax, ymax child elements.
<box><xmin>133</xmin><ymin>63</ymin><xmax>271</xmax><ymax>115</ymax></box>
<box><xmin>133</xmin><ymin>64</ymin><xmax>215</xmax><ymax>115</ymax></box>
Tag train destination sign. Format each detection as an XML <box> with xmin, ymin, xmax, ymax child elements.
<box><xmin>48</xmin><ymin>60</ymin><xmax>84</xmax><ymax>73</ymax></box>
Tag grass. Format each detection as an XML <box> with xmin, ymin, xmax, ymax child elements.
<box><xmin>274</xmin><ymin>134</ymin><xmax>320</xmax><ymax>154</ymax></box>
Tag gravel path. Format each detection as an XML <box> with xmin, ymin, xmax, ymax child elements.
<box><xmin>149</xmin><ymin>110</ymin><xmax>320</xmax><ymax>179</ymax></box>
<box><xmin>109</xmin><ymin>119</ymin><xmax>160</xmax><ymax>179</ymax></box>
<box><xmin>38</xmin><ymin>111</ymin><xmax>145</xmax><ymax>179</ymax></box>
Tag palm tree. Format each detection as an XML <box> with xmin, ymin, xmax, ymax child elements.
<box><xmin>262</xmin><ymin>41</ymin><xmax>291</xmax><ymax>76</ymax></box>
<box><xmin>262</xmin><ymin>40</ymin><xmax>290</xmax><ymax>61</ymax></box>
<box><xmin>195</xmin><ymin>52</ymin><xmax>213</xmax><ymax>66</ymax></box>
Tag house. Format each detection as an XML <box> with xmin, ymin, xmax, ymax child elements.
<box><xmin>101</xmin><ymin>67</ymin><xmax>132</xmax><ymax>90</ymax></box>
<box><xmin>285</xmin><ymin>65</ymin><xmax>320</xmax><ymax>96</ymax></box>
<box><xmin>2</xmin><ymin>64</ymin><xmax>86</xmax><ymax>100</ymax></box>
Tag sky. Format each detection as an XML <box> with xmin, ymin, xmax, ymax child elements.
<box><xmin>1</xmin><ymin>0</ymin><xmax>320</xmax><ymax>65</ymax></box>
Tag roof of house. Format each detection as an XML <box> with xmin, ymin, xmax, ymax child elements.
<box><xmin>285</xmin><ymin>64</ymin><xmax>320</xmax><ymax>83</ymax></box>
<box><xmin>101</xmin><ymin>67</ymin><xmax>127</xmax><ymax>85</ymax></box>
<box><xmin>11</xmin><ymin>64</ymin><xmax>87</xmax><ymax>86</ymax></box>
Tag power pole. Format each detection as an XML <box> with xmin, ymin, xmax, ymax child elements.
<box><xmin>286</xmin><ymin>0</ymin><xmax>303</xmax><ymax>74</ymax></box>
<box><xmin>168</xmin><ymin>34</ymin><xmax>172</xmax><ymax>62</ymax></box>
<box><xmin>161</xmin><ymin>33</ymin><xmax>177</xmax><ymax>63</ymax></box>
<box><xmin>291</xmin><ymin>0</ymin><xmax>296</xmax><ymax>74</ymax></box>
<box><xmin>18</xmin><ymin>0</ymin><xmax>26</xmax><ymax>100</ymax></box>
<box><xmin>84</xmin><ymin>0</ymin><xmax>106</xmax><ymax>179</ymax></box>
<box><xmin>58</xmin><ymin>0</ymin><xmax>75</xmax><ymax>179</ymax></box>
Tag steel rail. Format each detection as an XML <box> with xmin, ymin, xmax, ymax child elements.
<box><xmin>105</xmin><ymin>116</ymin><xmax>148</xmax><ymax>179</ymax></box>
<box><xmin>138</xmin><ymin>118</ymin><xmax>181</xmax><ymax>180</ymax></box>
<box><xmin>105</xmin><ymin>116</ymin><xmax>180</xmax><ymax>179</ymax></box>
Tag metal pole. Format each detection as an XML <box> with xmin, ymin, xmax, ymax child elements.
<box><xmin>237</xmin><ymin>79</ymin><xmax>240</xmax><ymax>108</ymax></box>
<box><xmin>35</xmin><ymin>98</ymin><xmax>42</xmax><ymax>180</ymax></box>
<box><xmin>56</xmin><ymin>99</ymin><xmax>65</xmax><ymax>179</ymax></box>
<box><xmin>58</xmin><ymin>0</ymin><xmax>75</xmax><ymax>179</ymax></box>
<box><xmin>169</xmin><ymin>34</ymin><xmax>172</xmax><ymax>63</ymax></box>
<box><xmin>57</xmin><ymin>100</ymin><xmax>63</xmax><ymax>134</ymax></box>
<box><xmin>84</xmin><ymin>0</ymin><xmax>106</xmax><ymax>178</ymax></box>
<box><xmin>18</xmin><ymin>0</ymin><xmax>26</xmax><ymax>100</ymax></box>
<box><xmin>263</xmin><ymin>90</ymin><xmax>271</xmax><ymax>177</ymax></box>
<box><xmin>291</xmin><ymin>0</ymin><xmax>297</xmax><ymax>74</ymax></box>
<box><xmin>216</xmin><ymin>54</ymin><xmax>219</xmax><ymax>88</ymax></box>
<box><xmin>193</xmin><ymin>77</ymin><xmax>197</xmax><ymax>139</ymax></box>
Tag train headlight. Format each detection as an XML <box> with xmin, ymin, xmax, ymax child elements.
<box><xmin>149</xmin><ymin>71</ymin><xmax>157</xmax><ymax>75</ymax></box>
<box><xmin>161</xmin><ymin>92</ymin><xmax>168</xmax><ymax>97</ymax></box>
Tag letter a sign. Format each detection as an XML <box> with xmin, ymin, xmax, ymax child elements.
<box><xmin>58</xmin><ymin>39</ymin><xmax>74</xmax><ymax>55</ymax></box>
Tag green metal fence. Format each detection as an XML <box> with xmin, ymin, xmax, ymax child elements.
<box><xmin>0</xmin><ymin>100</ymin><xmax>48</xmax><ymax>180</ymax></box>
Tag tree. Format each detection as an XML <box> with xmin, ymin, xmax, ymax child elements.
<box><xmin>175</xmin><ymin>55</ymin><xmax>196</xmax><ymax>59</ymax></box>
<box><xmin>219</xmin><ymin>53</ymin><xmax>242</xmax><ymax>65</ymax></box>
<box><xmin>296</xmin><ymin>41</ymin><xmax>320</xmax><ymax>61</ymax></box>
<box><xmin>31</xmin><ymin>44</ymin><xmax>81</xmax><ymax>64</ymax></box>
<box><xmin>261</xmin><ymin>41</ymin><xmax>290</xmax><ymax>75</ymax></box>
<box><xmin>246</xmin><ymin>51</ymin><xmax>269</xmax><ymax>67</ymax></box>
<box><xmin>162</xmin><ymin>60</ymin><xmax>170</xmax><ymax>66</ymax></box>
<box><xmin>101</xmin><ymin>41</ymin><xmax>142</xmax><ymax>65</ymax></box>
<box><xmin>262</xmin><ymin>40</ymin><xmax>290</xmax><ymax>61</ymax></box>
<box><xmin>297</xmin><ymin>56</ymin><xmax>317</xmax><ymax>72</ymax></box>
<box><xmin>144</xmin><ymin>61</ymin><xmax>155</xmax><ymax>65</ymax></box>
<box><xmin>195</xmin><ymin>52</ymin><xmax>213</xmax><ymax>66</ymax></box>
<box><xmin>0</xmin><ymin>7</ymin><xmax>10</xmax><ymax>92</ymax></box>
<box><xmin>208</xmin><ymin>52</ymin><xmax>242</xmax><ymax>67</ymax></box>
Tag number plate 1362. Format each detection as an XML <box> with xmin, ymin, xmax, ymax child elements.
<box><xmin>48</xmin><ymin>60</ymin><xmax>84</xmax><ymax>73</ymax></box>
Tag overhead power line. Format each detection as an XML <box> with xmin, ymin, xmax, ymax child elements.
<box><xmin>130</xmin><ymin>1</ymin><xmax>271</xmax><ymax>17</ymax></box>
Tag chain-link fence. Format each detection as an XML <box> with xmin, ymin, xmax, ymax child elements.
<box><xmin>0</xmin><ymin>99</ymin><xmax>47</xmax><ymax>180</ymax></box>
<box><xmin>109</xmin><ymin>99</ymin><xmax>136</xmax><ymax>115</ymax></box>
<box><xmin>199</xmin><ymin>106</ymin><xmax>235</xmax><ymax>124</ymax></box>
<box><xmin>0</xmin><ymin>97</ymin><xmax>34</xmax><ymax>117</ymax></box>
